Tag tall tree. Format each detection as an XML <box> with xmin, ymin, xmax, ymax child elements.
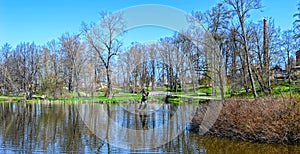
<box><xmin>14</xmin><ymin>42</ymin><xmax>41</xmax><ymax>100</ymax></box>
<box><xmin>159</xmin><ymin>37</ymin><xmax>176</xmax><ymax>91</ymax></box>
<box><xmin>293</xmin><ymin>1</ymin><xmax>300</xmax><ymax>41</ymax></box>
<box><xmin>82</xmin><ymin>12</ymin><xmax>125</xmax><ymax>98</ymax></box>
<box><xmin>281</xmin><ymin>30</ymin><xmax>296</xmax><ymax>101</ymax></box>
<box><xmin>224</xmin><ymin>0</ymin><xmax>262</xmax><ymax>99</ymax></box>
<box><xmin>0</xmin><ymin>43</ymin><xmax>12</xmax><ymax>95</ymax></box>
<box><xmin>148</xmin><ymin>44</ymin><xmax>158</xmax><ymax>91</ymax></box>
<box><xmin>249</xmin><ymin>21</ymin><xmax>269</xmax><ymax>94</ymax></box>
<box><xmin>60</xmin><ymin>33</ymin><xmax>83</xmax><ymax>95</ymax></box>
<box><xmin>193</xmin><ymin>3</ymin><xmax>232</xmax><ymax>99</ymax></box>
<box><xmin>41</xmin><ymin>40</ymin><xmax>64</xmax><ymax>99</ymax></box>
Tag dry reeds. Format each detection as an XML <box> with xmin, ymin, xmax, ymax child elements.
<box><xmin>191</xmin><ymin>96</ymin><xmax>300</xmax><ymax>144</ymax></box>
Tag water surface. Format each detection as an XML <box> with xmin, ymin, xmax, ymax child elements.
<box><xmin>0</xmin><ymin>103</ymin><xmax>299</xmax><ymax>153</ymax></box>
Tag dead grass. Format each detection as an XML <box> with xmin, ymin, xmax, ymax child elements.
<box><xmin>191</xmin><ymin>96</ymin><xmax>300</xmax><ymax>144</ymax></box>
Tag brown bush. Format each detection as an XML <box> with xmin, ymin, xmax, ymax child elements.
<box><xmin>191</xmin><ymin>96</ymin><xmax>300</xmax><ymax>144</ymax></box>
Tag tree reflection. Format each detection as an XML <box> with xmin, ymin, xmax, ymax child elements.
<box><xmin>0</xmin><ymin>103</ymin><xmax>299</xmax><ymax>153</ymax></box>
<box><xmin>0</xmin><ymin>103</ymin><xmax>105</xmax><ymax>153</ymax></box>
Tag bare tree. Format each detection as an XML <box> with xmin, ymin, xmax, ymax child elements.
<box><xmin>1</xmin><ymin>44</ymin><xmax>22</xmax><ymax>95</ymax></box>
<box><xmin>281</xmin><ymin>30</ymin><xmax>296</xmax><ymax>101</ymax></box>
<box><xmin>224</xmin><ymin>0</ymin><xmax>262</xmax><ymax>99</ymax></box>
<box><xmin>249</xmin><ymin>21</ymin><xmax>269</xmax><ymax>94</ymax></box>
<box><xmin>13</xmin><ymin>42</ymin><xmax>41</xmax><ymax>100</ymax></box>
<box><xmin>248</xmin><ymin>18</ymin><xmax>279</xmax><ymax>95</ymax></box>
<box><xmin>82</xmin><ymin>12</ymin><xmax>125</xmax><ymax>98</ymax></box>
<box><xmin>148</xmin><ymin>43</ymin><xmax>158</xmax><ymax>91</ymax></box>
<box><xmin>41</xmin><ymin>40</ymin><xmax>64</xmax><ymax>99</ymax></box>
<box><xmin>193</xmin><ymin>3</ymin><xmax>232</xmax><ymax>98</ymax></box>
<box><xmin>293</xmin><ymin>1</ymin><xmax>300</xmax><ymax>41</ymax></box>
<box><xmin>159</xmin><ymin>37</ymin><xmax>176</xmax><ymax>91</ymax></box>
<box><xmin>60</xmin><ymin>33</ymin><xmax>84</xmax><ymax>96</ymax></box>
<box><xmin>0</xmin><ymin>43</ymin><xmax>12</xmax><ymax>95</ymax></box>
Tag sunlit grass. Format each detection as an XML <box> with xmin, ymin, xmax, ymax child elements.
<box><xmin>1</xmin><ymin>80</ymin><xmax>298</xmax><ymax>104</ymax></box>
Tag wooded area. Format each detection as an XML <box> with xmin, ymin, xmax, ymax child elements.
<box><xmin>0</xmin><ymin>0</ymin><xmax>300</xmax><ymax>101</ymax></box>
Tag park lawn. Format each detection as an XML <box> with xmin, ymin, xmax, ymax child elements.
<box><xmin>271</xmin><ymin>80</ymin><xmax>299</xmax><ymax>95</ymax></box>
<box><xmin>225</xmin><ymin>80</ymin><xmax>299</xmax><ymax>98</ymax></box>
<box><xmin>1</xmin><ymin>80</ymin><xmax>298</xmax><ymax>104</ymax></box>
<box><xmin>56</xmin><ymin>92</ymin><xmax>142</xmax><ymax>103</ymax></box>
<box><xmin>0</xmin><ymin>95</ymin><xmax>23</xmax><ymax>103</ymax></box>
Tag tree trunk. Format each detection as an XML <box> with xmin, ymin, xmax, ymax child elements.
<box><xmin>231</xmin><ymin>34</ymin><xmax>237</xmax><ymax>94</ymax></box>
<box><xmin>238</xmin><ymin>53</ymin><xmax>249</xmax><ymax>93</ymax></box>
<box><xmin>68</xmin><ymin>74</ymin><xmax>72</xmax><ymax>93</ymax></box>
<box><xmin>106</xmin><ymin>66</ymin><xmax>112</xmax><ymax>99</ymax></box>
<box><xmin>218</xmin><ymin>50</ymin><xmax>225</xmax><ymax>101</ymax></box>
<box><xmin>151</xmin><ymin>60</ymin><xmax>155</xmax><ymax>91</ymax></box>
<box><xmin>241</xmin><ymin>19</ymin><xmax>257</xmax><ymax>99</ymax></box>
<box><xmin>288</xmin><ymin>50</ymin><xmax>292</xmax><ymax>102</ymax></box>
<box><xmin>245</xmin><ymin>46</ymin><xmax>257</xmax><ymax>99</ymax></box>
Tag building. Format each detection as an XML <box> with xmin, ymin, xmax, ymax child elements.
<box><xmin>291</xmin><ymin>50</ymin><xmax>300</xmax><ymax>80</ymax></box>
<box><xmin>274</xmin><ymin>50</ymin><xmax>300</xmax><ymax>81</ymax></box>
<box><xmin>271</xmin><ymin>65</ymin><xmax>287</xmax><ymax>80</ymax></box>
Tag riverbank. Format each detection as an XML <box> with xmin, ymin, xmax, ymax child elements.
<box><xmin>191</xmin><ymin>95</ymin><xmax>300</xmax><ymax>145</ymax></box>
<box><xmin>0</xmin><ymin>93</ymin><xmax>142</xmax><ymax>104</ymax></box>
<box><xmin>0</xmin><ymin>91</ymin><xmax>208</xmax><ymax>104</ymax></box>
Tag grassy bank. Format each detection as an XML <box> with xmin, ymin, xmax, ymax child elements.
<box><xmin>191</xmin><ymin>95</ymin><xmax>300</xmax><ymax>144</ymax></box>
<box><xmin>0</xmin><ymin>91</ymin><xmax>208</xmax><ymax>104</ymax></box>
<box><xmin>0</xmin><ymin>96</ymin><xmax>23</xmax><ymax>103</ymax></box>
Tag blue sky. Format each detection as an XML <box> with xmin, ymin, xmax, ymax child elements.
<box><xmin>0</xmin><ymin>0</ymin><xmax>298</xmax><ymax>48</ymax></box>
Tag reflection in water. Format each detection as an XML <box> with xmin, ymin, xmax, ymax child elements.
<box><xmin>0</xmin><ymin>103</ymin><xmax>106</xmax><ymax>153</ymax></box>
<box><xmin>77</xmin><ymin>103</ymin><xmax>194</xmax><ymax>150</ymax></box>
<box><xmin>0</xmin><ymin>103</ymin><xmax>299</xmax><ymax>153</ymax></box>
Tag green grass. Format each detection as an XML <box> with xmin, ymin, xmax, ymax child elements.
<box><xmin>271</xmin><ymin>80</ymin><xmax>299</xmax><ymax>95</ymax></box>
<box><xmin>1</xmin><ymin>80</ymin><xmax>298</xmax><ymax>104</ymax></box>
<box><xmin>54</xmin><ymin>92</ymin><xmax>142</xmax><ymax>103</ymax></box>
<box><xmin>0</xmin><ymin>95</ymin><xmax>23</xmax><ymax>103</ymax></box>
<box><xmin>227</xmin><ymin>80</ymin><xmax>300</xmax><ymax>98</ymax></box>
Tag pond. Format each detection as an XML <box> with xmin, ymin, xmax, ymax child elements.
<box><xmin>0</xmin><ymin>102</ymin><xmax>299</xmax><ymax>153</ymax></box>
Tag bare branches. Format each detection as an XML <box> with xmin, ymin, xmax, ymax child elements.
<box><xmin>82</xmin><ymin>12</ymin><xmax>125</xmax><ymax>98</ymax></box>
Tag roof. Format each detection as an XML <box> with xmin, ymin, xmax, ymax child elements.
<box><xmin>291</xmin><ymin>66</ymin><xmax>300</xmax><ymax>70</ymax></box>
